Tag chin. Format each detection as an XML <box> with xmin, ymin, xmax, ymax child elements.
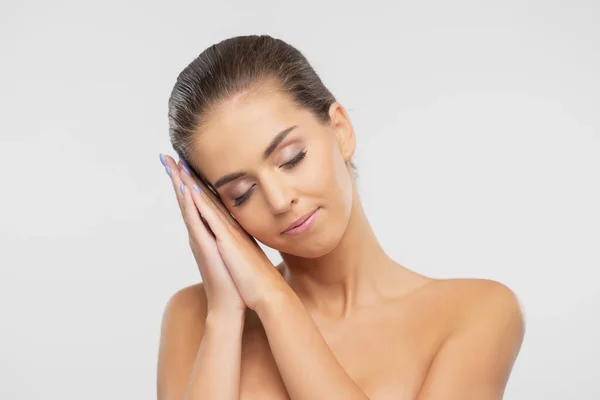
<box><xmin>276</xmin><ymin>221</ymin><xmax>347</xmax><ymax>259</ymax></box>
<box><xmin>283</xmin><ymin>243</ymin><xmax>334</xmax><ymax>258</ymax></box>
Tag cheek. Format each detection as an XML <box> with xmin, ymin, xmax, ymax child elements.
<box><xmin>234</xmin><ymin>211</ymin><xmax>270</xmax><ymax>239</ymax></box>
<box><xmin>303</xmin><ymin>138</ymin><xmax>345</xmax><ymax>192</ymax></box>
<box><xmin>320</xmin><ymin>140</ymin><xmax>353</xmax><ymax>203</ymax></box>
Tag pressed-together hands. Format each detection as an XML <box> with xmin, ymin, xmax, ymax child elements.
<box><xmin>159</xmin><ymin>153</ymin><xmax>291</xmax><ymax>316</ymax></box>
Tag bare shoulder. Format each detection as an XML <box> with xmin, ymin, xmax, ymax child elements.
<box><xmin>440</xmin><ymin>278</ymin><xmax>522</xmax><ymax>316</ymax></box>
<box><xmin>425</xmin><ymin>277</ymin><xmax>525</xmax><ymax>330</ymax></box>
<box><xmin>427</xmin><ymin>277</ymin><xmax>520</xmax><ymax>299</ymax></box>
<box><xmin>162</xmin><ymin>283</ymin><xmax>209</xmax><ymax>324</ymax></box>
<box><xmin>159</xmin><ymin>282</ymin><xmax>210</xmax><ymax>348</ymax></box>
<box><xmin>157</xmin><ymin>283</ymin><xmax>209</xmax><ymax>399</ymax></box>
<box><xmin>160</xmin><ymin>281</ymin><xmax>209</xmax><ymax>339</ymax></box>
<box><xmin>415</xmin><ymin>278</ymin><xmax>525</xmax><ymax>398</ymax></box>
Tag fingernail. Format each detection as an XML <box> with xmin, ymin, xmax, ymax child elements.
<box><xmin>159</xmin><ymin>153</ymin><xmax>166</xmax><ymax>166</ymax></box>
<box><xmin>193</xmin><ymin>183</ymin><xmax>200</xmax><ymax>194</ymax></box>
<box><xmin>179</xmin><ymin>182</ymin><xmax>185</xmax><ymax>195</ymax></box>
<box><xmin>165</xmin><ymin>166</ymin><xmax>172</xmax><ymax>177</ymax></box>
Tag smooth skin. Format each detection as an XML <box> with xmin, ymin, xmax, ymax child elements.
<box><xmin>157</xmin><ymin>81</ymin><xmax>525</xmax><ymax>400</ymax></box>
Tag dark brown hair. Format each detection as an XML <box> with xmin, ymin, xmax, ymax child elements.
<box><xmin>167</xmin><ymin>34</ymin><xmax>356</xmax><ymax>179</ymax></box>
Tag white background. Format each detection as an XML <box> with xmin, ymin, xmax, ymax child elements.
<box><xmin>1</xmin><ymin>1</ymin><xmax>598</xmax><ymax>398</ymax></box>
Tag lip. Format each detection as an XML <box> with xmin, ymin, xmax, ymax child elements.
<box><xmin>282</xmin><ymin>207</ymin><xmax>320</xmax><ymax>235</ymax></box>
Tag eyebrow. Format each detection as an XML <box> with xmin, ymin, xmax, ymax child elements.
<box><xmin>213</xmin><ymin>125</ymin><xmax>298</xmax><ymax>189</ymax></box>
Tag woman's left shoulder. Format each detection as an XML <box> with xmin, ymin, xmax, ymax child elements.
<box><xmin>401</xmin><ymin>278</ymin><xmax>525</xmax><ymax>395</ymax></box>
<box><xmin>428</xmin><ymin>278</ymin><xmax>525</xmax><ymax>338</ymax></box>
<box><xmin>431</xmin><ymin>277</ymin><xmax>520</xmax><ymax>300</ymax></box>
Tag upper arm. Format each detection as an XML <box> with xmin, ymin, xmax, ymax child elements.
<box><xmin>417</xmin><ymin>281</ymin><xmax>526</xmax><ymax>400</ymax></box>
<box><xmin>157</xmin><ymin>284</ymin><xmax>208</xmax><ymax>400</ymax></box>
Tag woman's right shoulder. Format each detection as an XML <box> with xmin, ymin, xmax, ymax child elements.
<box><xmin>161</xmin><ymin>283</ymin><xmax>209</xmax><ymax>332</ymax></box>
<box><xmin>157</xmin><ymin>284</ymin><xmax>209</xmax><ymax>398</ymax></box>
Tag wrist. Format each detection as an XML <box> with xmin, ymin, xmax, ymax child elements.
<box><xmin>205</xmin><ymin>308</ymin><xmax>246</xmax><ymax>328</ymax></box>
<box><xmin>253</xmin><ymin>286</ymin><xmax>298</xmax><ymax>319</ymax></box>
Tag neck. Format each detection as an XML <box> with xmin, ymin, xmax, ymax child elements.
<box><xmin>279</xmin><ymin>184</ymin><xmax>400</xmax><ymax>319</ymax></box>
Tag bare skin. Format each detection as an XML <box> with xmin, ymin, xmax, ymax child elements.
<box><xmin>170</xmin><ymin>272</ymin><xmax>522</xmax><ymax>400</ymax></box>
<box><xmin>159</xmin><ymin>193</ymin><xmax>524</xmax><ymax>399</ymax></box>
<box><xmin>157</xmin><ymin>81</ymin><xmax>525</xmax><ymax>399</ymax></box>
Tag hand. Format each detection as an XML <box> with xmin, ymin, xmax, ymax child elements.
<box><xmin>160</xmin><ymin>153</ymin><xmax>245</xmax><ymax>316</ymax></box>
<box><xmin>170</xmin><ymin>157</ymin><xmax>292</xmax><ymax>312</ymax></box>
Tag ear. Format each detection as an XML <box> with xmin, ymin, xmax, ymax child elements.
<box><xmin>328</xmin><ymin>102</ymin><xmax>356</xmax><ymax>162</ymax></box>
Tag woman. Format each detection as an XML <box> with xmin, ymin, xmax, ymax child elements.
<box><xmin>156</xmin><ymin>35</ymin><xmax>525</xmax><ymax>400</ymax></box>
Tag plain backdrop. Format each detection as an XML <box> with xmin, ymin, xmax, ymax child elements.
<box><xmin>1</xmin><ymin>1</ymin><xmax>598</xmax><ymax>398</ymax></box>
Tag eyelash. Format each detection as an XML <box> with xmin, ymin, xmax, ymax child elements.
<box><xmin>282</xmin><ymin>149</ymin><xmax>307</xmax><ymax>169</ymax></box>
<box><xmin>232</xmin><ymin>149</ymin><xmax>308</xmax><ymax>207</ymax></box>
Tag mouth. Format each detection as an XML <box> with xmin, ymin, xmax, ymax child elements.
<box><xmin>282</xmin><ymin>207</ymin><xmax>320</xmax><ymax>236</ymax></box>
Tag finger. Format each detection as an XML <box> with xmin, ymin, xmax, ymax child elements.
<box><xmin>177</xmin><ymin>158</ymin><xmax>228</xmax><ymax>213</ymax></box>
<box><xmin>180</xmin><ymin>181</ymin><xmax>215</xmax><ymax>247</ymax></box>
<box><xmin>178</xmin><ymin>159</ymin><xmax>259</xmax><ymax>248</ymax></box>
<box><xmin>163</xmin><ymin>154</ymin><xmax>186</xmax><ymax>214</ymax></box>
<box><xmin>177</xmin><ymin>160</ymin><xmax>243</xmax><ymax>230</ymax></box>
<box><xmin>180</xmin><ymin>183</ymin><xmax>227</xmax><ymax>284</ymax></box>
<box><xmin>188</xmin><ymin>180</ymin><xmax>231</xmax><ymax>240</ymax></box>
<box><xmin>178</xmin><ymin>160</ymin><xmax>257</xmax><ymax>246</ymax></box>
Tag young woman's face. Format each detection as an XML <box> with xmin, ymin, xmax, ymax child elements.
<box><xmin>190</xmin><ymin>85</ymin><xmax>356</xmax><ymax>257</ymax></box>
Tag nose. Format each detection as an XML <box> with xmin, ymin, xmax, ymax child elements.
<box><xmin>260</xmin><ymin>174</ymin><xmax>296</xmax><ymax>215</ymax></box>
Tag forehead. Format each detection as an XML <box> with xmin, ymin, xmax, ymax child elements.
<box><xmin>199</xmin><ymin>87</ymin><xmax>304</xmax><ymax>146</ymax></box>
<box><xmin>191</xmin><ymin>87</ymin><xmax>315</xmax><ymax>177</ymax></box>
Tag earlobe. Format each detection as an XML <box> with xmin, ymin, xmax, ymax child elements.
<box><xmin>329</xmin><ymin>102</ymin><xmax>356</xmax><ymax>162</ymax></box>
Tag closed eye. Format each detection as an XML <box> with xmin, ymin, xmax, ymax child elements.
<box><xmin>232</xmin><ymin>149</ymin><xmax>308</xmax><ymax>207</ymax></box>
<box><xmin>281</xmin><ymin>149</ymin><xmax>307</xmax><ymax>169</ymax></box>
<box><xmin>233</xmin><ymin>185</ymin><xmax>255</xmax><ymax>207</ymax></box>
